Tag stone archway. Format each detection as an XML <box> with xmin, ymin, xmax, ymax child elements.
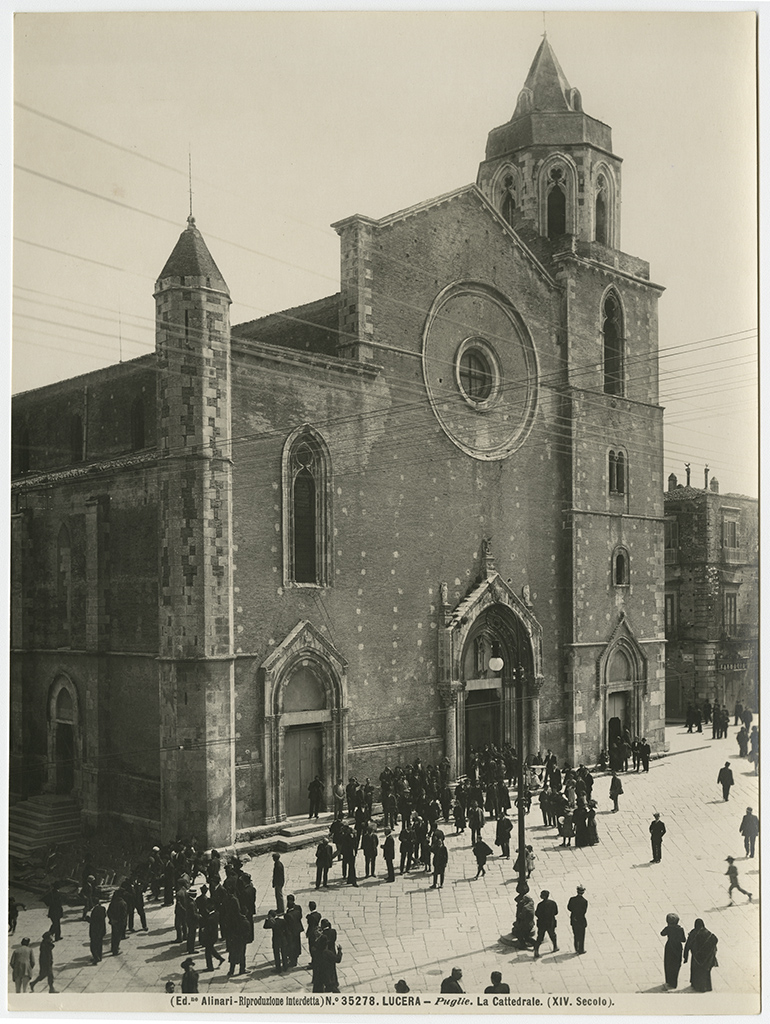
<box><xmin>598</xmin><ymin>615</ymin><xmax>648</xmax><ymax>750</ymax></box>
<box><xmin>47</xmin><ymin>674</ymin><xmax>80</xmax><ymax>797</ymax></box>
<box><xmin>441</xmin><ymin>570</ymin><xmax>544</xmax><ymax>774</ymax></box>
<box><xmin>260</xmin><ymin>621</ymin><xmax>348</xmax><ymax>823</ymax></box>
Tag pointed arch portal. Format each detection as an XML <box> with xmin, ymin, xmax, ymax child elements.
<box><xmin>260</xmin><ymin>621</ymin><xmax>348</xmax><ymax>822</ymax></box>
<box><xmin>442</xmin><ymin>574</ymin><xmax>544</xmax><ymax>774</ymax></box>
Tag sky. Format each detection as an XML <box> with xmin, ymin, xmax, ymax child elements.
<box><xmin>11</xmin><ymin>9</ymin><xmax>759</xmax><ymax>496</ymax></box>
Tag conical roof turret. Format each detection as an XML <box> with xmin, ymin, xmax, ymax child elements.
<box><xmin>517</xmin><ymin>37</ymin><xmax>573</xmax><ymax>113</ymax></box>
<box><xmin>156</xmin><ymin>215</ymin><xmax>228</xmax><ymax>292</ymax></box>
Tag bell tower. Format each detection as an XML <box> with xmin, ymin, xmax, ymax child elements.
<box><xmin>477</xmin><ymin>37</ymin><xmax>622</xmax><ymax>249</ymax></box>
<box><xmin>155</xmin><ymin>215</ymin><xmax>235</xmax><ymax>846</ymax></box>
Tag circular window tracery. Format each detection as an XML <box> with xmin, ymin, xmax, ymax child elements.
<box><xmin>455</xmin><ymin>338</ymin><xmax>501</xmax><ymax>410</ymax></box>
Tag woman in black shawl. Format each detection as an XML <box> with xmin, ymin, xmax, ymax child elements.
<box><xmin>660</xmin><ymin>912</ymin><xmax>686</xmax><ymax>988</ymax></box>
<box><xmin>683</xmin><ymin>918</ymin><xmax>718</xmax><ymax>991</ymax></box>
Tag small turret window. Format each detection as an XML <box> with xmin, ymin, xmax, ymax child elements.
<box><xmin>501</xmin><ymin>175</ymin><xmax>516</xmax><ymax>226</ymax></box>
<box><xmin>547</xmin><ymin>168</ymin><xmax>566</xmax><ymax>238</ymax></box>
<box><xmin>595</xmin><ymin>175</ymin><xmax>608</xmax><ymax>245</ymax></box>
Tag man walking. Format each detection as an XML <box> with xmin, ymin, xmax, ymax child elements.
<box><xmin>649</xmin><ymin>812</ymin><xmax>666</xmax><ymax>863</ymax></box>
<box><xmin>272</xmin><ymin>853</ymin><xmax>285</xmax><ymax>912</ymax></box>
<box><xmin>533</xmin><ymin>890</ymin><xmax>559</xmax><ymax>958</ymax></box>
<box><xmin>29</xmin><ymin>932</ymin><xmax>56</xmax><ymax>993</ymax></box>
<box><xmin>739</xmin><ymin>807</ymin><xmax>759</xmax><ymax>858</ymax></box>
<box><xmin>717</xmin><ymin>761</ymin><xmax>734</xmax><ymax>801</ymax></box>
<box><xmin>566</xmin><ymin>885</ymin><xmax>588</xmax><ymax>954</ymax></box>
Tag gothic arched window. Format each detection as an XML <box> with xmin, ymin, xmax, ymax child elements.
<box><xmin>595</xmin><ymin>174</ymin><xmax>608</xmax><ymax>245</ymax></box>
<box><xmin>282</xmin><ymin>427</ymin><xmax>332</xmax><ymax>587</ymax></box>
<box><xmin>609</xmin><ymin>448</ymin><xmax>627</xmax><ymax>495</ymax></box>
<box><xmin>603</xmin><ymin>292</ymin><xmax>624</xmax><ymax>396</ymax></box>
<box><xmin>547</xmin><ymin>168</ymin><xmax>567</xmax><ymax>238</ymax></box>
<box><xmin>613</xmin><ymin>547</ymin><xmax>630</xmax><ymax>587</ymax></box>
<box><xmin>501</xmin><ymin>174</ymin><xmax>516</xmax><ymax>226</ymax></box>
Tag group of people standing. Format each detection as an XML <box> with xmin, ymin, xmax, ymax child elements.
<box><xmin>660</xmin><ymin>914</ymin><xmax>719</xmax><ymax>992</ymax></box>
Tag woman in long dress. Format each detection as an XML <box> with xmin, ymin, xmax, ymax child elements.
<box><xmin>683</xmin><ymin>918</ymin><xmax>718</xmax><ymax>991</ymax></box>
<box><xmin>573</xmin><ymin>804</ymin><xmax>590</xmax><ymax>847</ymax></box>
<box><xmin>660</xmin><ymin>913</ymin><xmax>686</xmax><ymax>988</ymax></box>
<box><xmin>587</xmin><ymin>801</ymin><xmax>600</xmax><ymax>845</ymax></box>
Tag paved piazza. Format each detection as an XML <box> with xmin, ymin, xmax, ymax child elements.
<box><xmin>9</xmin><ymin>725</ymin><xmax>760</xmax><ymax>1012</ymax></box>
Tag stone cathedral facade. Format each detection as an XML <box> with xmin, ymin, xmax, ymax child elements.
<box><xmin>11</xmin><ymin>40</ymin><xmax>666</xmax><ymax>846</ymax></box>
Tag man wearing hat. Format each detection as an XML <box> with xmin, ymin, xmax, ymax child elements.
<box><xmin>80</xmin><ymin>875</ymin><xmax>97</xmax><ymax>920</ymax></box>
<box><xmin>717</xmin><ymin>761</ymin><xmax>734</xmax><ymax>801</ymax></box>
<box><xmin>180</xmin><ymin>958</ymin><xmax>199</xmax><ymax>993</ymax></box>
<box><xmin>649</xmin><ymin>812</ymin><xmax>666</xmax><ymax>863</ymax></box>
<box><xmin>566</xmin><ymin>885</ymin><xmax>588</xmax><ymax>954</ymax></box>
<box><xmin>533</xmin><ymin>890</ymin><xmax>559</xmax><ymax>958</ymax></box>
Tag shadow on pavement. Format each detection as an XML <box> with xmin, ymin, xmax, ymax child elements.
<box><xmin>630</xmin><ymin>862</ymin><xmax>654</xmax><ymax>869</ymax></box>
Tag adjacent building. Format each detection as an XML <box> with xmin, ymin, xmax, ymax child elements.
<box><xmin>664</xmin><ymin>470</ymin><xmax>758</xmax><ymax>718</ymax></box>
<box><xmin>10</xmin><ymin>39</ymin><xmax>667</xmax><ymax>847</ymax></box>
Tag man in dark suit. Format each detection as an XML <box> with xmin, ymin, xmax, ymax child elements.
<box><xmin>89</xmin><ymin>898</ymin><xmax>107</xmax><ymax>964</ymax></box>
<box><xmin>649</xmin><ymin>813</ymin><xmax>667</xmax><ymax>862</ymax></box>
<box><xmin>533</xmin><ymin>890</ymin><xmax>559</xmax><ymax>958</ymax></box>
<box><xmin>315</xmin><ymin>837</ymin><xmax>334</xmax><ymax>889</ymax></box>
<box><xmin>107</xmin><ymin>890</ymin><xmax>127</xmax><ymax>956</ymax></box>
<box><xmin>484</xmin><ymin>971</ymin><xmax>510</xmax><ymax>993</ymax></box>
<box><xmin>362</xmin><ymin>825</ymin><xmax>379</xmax><ymax>878</ymax></box>
<box><xmin>739</xmin><ymin>807</ymin><xmax>759</xmax><ymax>858</ymax></box>
<box><xmin>399</xmin><ymin>823</ymin><xmax>414</xmax><ymax>875</ymax></box>
<box><xmin>340</xmin><ymin>826</ymin><xmax>359</xmax><ymax>887</ymax></box>
<box><xmin>566</xmin><ymin>885</ymin><xmax>588</xmax><ymax>954</ymax></box>
<box><xmin>430</xmin><ymin>837</ymin><xmax>448</xmax><ymax>889</ymax></box>
<box><xmin>440</xmin><ymin>967</ymin><xmax>464</xmax><ymax>992</ymax></box>
<box><xmin>639</xmin><ymin>738</ymin><xmax>651</xmax><ymax>773</ymax></box>
<box><xmin>272</xmin><ymin>854</ymin><xmax>285</xmax><ymax>912</ymax></box>
<box><xmin>308</xmin><ymin>776</ymin><xmax>324</xmax><ymax>819</ymax></box>
<box><xmin>284</xmin><ymin>895</ymin><xmax>304</xmax><ymax>967</ymax></box>
<box><xmin>383</xmin><ymin>828</ymin><xmax>396</xmax><ymax>882</ymax></box>
<box><xmin>717</xmin><ymin>761</ymin><xmax>734</xmax><ymax>801</ymax></box>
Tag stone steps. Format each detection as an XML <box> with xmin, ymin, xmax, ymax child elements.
<box><xmin>9</xmin><ymin>795</ymin><xmax>82</xmax><ymax>861</ymax></box>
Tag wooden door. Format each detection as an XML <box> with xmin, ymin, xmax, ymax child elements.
<box><xmin>284</xmin><ymin>726</ymin><xmax>323</xmax><ymax>816</ymax></box>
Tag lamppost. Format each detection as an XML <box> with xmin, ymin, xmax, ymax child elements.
<box><xmin>489</xmin><ymin>643</ymin><xmax>527</xmax><ymax>891</ymax></box>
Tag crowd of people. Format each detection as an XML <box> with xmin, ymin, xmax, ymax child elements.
<box><xmin>8</xmin><ymin>707</ymin><xmax>759</xmax><ymax>997</ymax></box>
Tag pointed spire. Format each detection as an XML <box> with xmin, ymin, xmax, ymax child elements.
<box><xmin>157</xmin><ymin>217</ymin><xmax>228</xmax><ymax>292</ymax></box>
<box><xmin>514</xmin><ymin>37</ymin><xmax>576</xmax><ymax>117</ymax></box>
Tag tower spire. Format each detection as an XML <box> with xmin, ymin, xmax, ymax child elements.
<box><xmin>188</xmin><ymin>150</ymin><xmax>194</xmax><ymax>225</ymax></box>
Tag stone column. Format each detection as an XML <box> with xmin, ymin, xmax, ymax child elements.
<box><xmin>502</xmin><ymin>676</ymin><xmax>516</xmax><ymax>750</ymax></box>
<box><xmin>528</xmin><ymin>675</ymin><xmax>545</xmax><ymax>759</ymax></box>
<box><xmin>439</xmin><ymin>685</ymin><xmax>458</xmax><ymax>777</ymax></box>
<box><xmin>262</xmin><ymin>714</ymin><xmax>278</xmax><ymax>825</ymax></box>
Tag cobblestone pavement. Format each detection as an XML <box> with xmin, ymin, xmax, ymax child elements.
<box><xmin>8</xmin><ymin>725</ymin><xmax>760</xmax><ymax>1009</ymax></box>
